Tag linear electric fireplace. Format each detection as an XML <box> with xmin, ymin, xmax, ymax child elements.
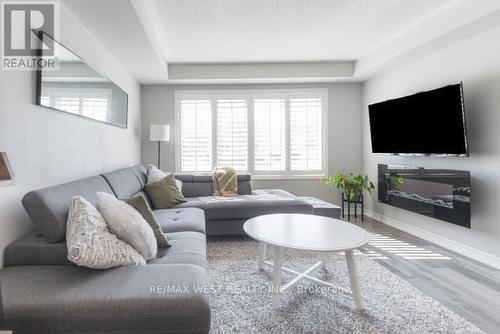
<box><xmin>378</xmin><ymin>164</ymin><xmax>471</xmax><ymax>228</ymax></box>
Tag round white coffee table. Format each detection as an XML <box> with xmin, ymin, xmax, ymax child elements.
<box><xmin>243</xmin><ymin>213</ymin><xmax>370</xmax><ymax>310</ymax></box>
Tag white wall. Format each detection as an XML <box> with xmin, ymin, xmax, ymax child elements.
<box><xmin>0</xmin><ymin>4</ymin><xmax>141</xmax><ymax>267</ymax></box>
<box><xmin>141</xmin><ymin>83</ymin><xmax>363</xmax><ymax>203</ymax></box>
<box><xmin>362</xmin><ymin>24</ymin><xmax>500</xmax><ymax>261</ymax></box>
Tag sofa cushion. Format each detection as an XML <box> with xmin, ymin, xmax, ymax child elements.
<box><xmin>175</xmin><ymin>195</ymin><xmax>313</xmax><ymax>221</ymax></box>
<box><xmin>133</xmin><ymin>190</ymin><xmax>153</xmax><ymax>207</ymax></box>
<box><xmin>132</xmin><ymin>164</ymin><xmax>147</xmax><ymax>187</ymax></box>
<box><xmin>146</xmin><ymin>164</ymin><xmax>183</xmax><ymax>190</ymax></box>
<box><xmin>3</xmin><ymin>231</ymin><xmax>206</xmax><ymax>268</ymax></box>
<box><xmin>298</xmin><ymin>196</ymin><xmax>342</xmax><ymax>219</ymax></box>
<box><xmin>254</xmin><ymin>189</ymin><xmax>342</xmax><ymax>219</ymax></box>
<box><xmin>151</xmin><ymin>231</ymin><xmax>206</xmax><ymax>268</ymax></box>
<box><xmin>102</xmin><ymin>166</ymin><xmax>144</xmax><ymax>200</ymax></box>
<box><xmin>3</xmin><ymin>233</ymin><xmax>71</xmax><ymax>267</ymax></box>
<box><xmin>175</xmin><ymin>174</ymin><xmax>251</xmax><ymax>197</ymax></box>
<box><xmin>66</xmin><ymin>196</ymin><xmax>146</xmax><ymax>269</ymax></box>
<box><xmin>97</xmin><ymin>192</ymin><xmax>157</xmax><ymax>260</ymax></box>
<box><xmin>0</xmin><ymin>264</ymin><xmax>211</xmax><ymax>334</ymax></box>
<box><xmin>145</xmin><ymin>174</ymin><xmax>186</xmax><ymax>209</ymax></box>
<box><xmin>213</xmin><ymin>167</ymin><xmax>238</xmax><ymax>196</ymax></box>
<box><xmin>154</xmin><ymin>208</ymin><xmax>206</xmax><ymax>234</ymax></box>
<box><xmin>125</xmin><ymin>195</ymin><xmax>171</xmax><ymax>248</ymax></box>
<box><xmin>252</xmin><ymin>188</ymin><xmax>297</xmax><ymax>198</ymax></box>
<box><xmin>22</xmin><ymin>176</ymin><xmax>115</xmax><ymax>243</ymax></box>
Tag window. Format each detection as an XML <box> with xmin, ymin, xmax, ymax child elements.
<box><xmin>179</xmin><ymin>100</ymin><xmax>212</xmax><ymax>172</ymax></box>
<box><xmin>176</xmin><ymin>89</ymin><xmax>327</xmax><ymax>177</ymax></box>
<box><xmin>254</xmin><ymin>99</ymin><xmax>286</xmax><ymax>171</ymax></box>
<box><xmin>290</xmin><ymin>98</ymin><xmax>323</xmax><ymax>171</ymax></box>
<box><xmin>216</xmin><ymin>99</ymin><xmax>248</xmax><ymax>170</ymax></box>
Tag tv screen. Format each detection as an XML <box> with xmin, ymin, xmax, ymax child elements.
<box><xmin>368</xmin><ymin>83</ymin><xmax>468</xmax><ymax>156</ymax></box>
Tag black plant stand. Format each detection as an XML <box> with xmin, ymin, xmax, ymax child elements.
<box><xmin>342</xmin><ymin>193</ymin><xmax>364</xmax><ymax>222</ymax></box>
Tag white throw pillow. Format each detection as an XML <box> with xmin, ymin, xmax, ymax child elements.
<box><xmin>66</xmin><ymin>196</ymin><xmax>146</xmax><ymax>269</ymax></box>
<box><xmin>97</xmin><ymin>192</ymin><xmax>158</xmax><ymax>260</ymax></box>
<box><xmin>147</xmin><ymin>164</ymin><xmax>183</xmax><ymax>191</ymax></box>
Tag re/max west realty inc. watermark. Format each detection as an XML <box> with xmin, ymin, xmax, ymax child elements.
<box><xmin>1</xmin><ymin>1</ymin><xmax>59</xmax><ymax>70</ymax></box>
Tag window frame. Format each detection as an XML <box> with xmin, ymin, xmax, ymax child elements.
<box><xmin>175</xmin><ymin>88</ymin><xmax>328</xmax><ymax>179</ymax></box>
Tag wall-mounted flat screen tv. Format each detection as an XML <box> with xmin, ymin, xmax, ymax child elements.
<box><xmin>368</xmin><ymin>83</ymin><xmax>468</xmax><ymax>156</ymax></box>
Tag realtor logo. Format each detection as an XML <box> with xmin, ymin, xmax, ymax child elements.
<box><xmin>1</xmin><ymin>1</ymin><xmax>59</xmax><ymax>70</ymax></box>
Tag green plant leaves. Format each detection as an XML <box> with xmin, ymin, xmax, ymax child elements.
<box><xmin>325</xmin><ymin>172</ymin><xmax>375</xmax><ymax>199</ymax></box>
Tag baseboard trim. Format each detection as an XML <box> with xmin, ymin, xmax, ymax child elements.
<box><xmin>364</xmin><ymin>209</ymin><xmax>500</xmax><ymax>270</ymax></box>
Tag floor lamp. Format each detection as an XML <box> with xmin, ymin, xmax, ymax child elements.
<box><xmin>150</xmin><ymin>124</ymin><xmax>170</xmax><ymax>169</ymax></box>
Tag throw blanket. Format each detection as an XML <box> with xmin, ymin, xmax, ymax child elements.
<box><xmin>213</xmin><ymin>167</ymin><xmax>238</xmax><ymax>196</ymax></box>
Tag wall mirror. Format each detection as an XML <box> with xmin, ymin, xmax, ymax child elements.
<box><xmin>36</xmin><ymin>33</ymin><xmax>128</xmax><ymax>128</ymax></box>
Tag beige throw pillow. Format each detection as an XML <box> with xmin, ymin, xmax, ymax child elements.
<box><xmin>97</xmin><ymin>192</ymin><xmax>157</xmax><ymax>260</ymax></box>
<box><xmin>66</xmin><ymin>196</ymin><xmax>146</xmax><ymax>269</ymax></box>
<box><xmin>213</xmin><ymin>167</ymin><xmax>239</xmax><ymax>196</ymax></box>
<box><xmin>125</xmin><ymin>194</ymin><xmax>171</xmax><ymax>248</ymax></box>
<box><xmin>145</xmin><ymin>174</ymin><xmax>186</xmax><ymax>209</ymax></box>
<box><xmin>146</xmin><ymin>164</ymin><xmax>183</xmax><ymax>191</ymax></box>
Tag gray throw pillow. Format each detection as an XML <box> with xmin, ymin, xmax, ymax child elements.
<box><xmin>66</xmin><ymin>196</ymin><xmax>146</xmax><ymax>269</ymax></box>
<box><xmin>126</xmin><ymin>195</ymin><xmax>171</xmax><ymax>248</ymax></box>
<box><xmin>145</xmin><ymin>174</ymin><xmax>186</xmax><ymax>209</ymax></box>
<box><xmin>97</xmin><ymin>192</ymin><xmax>157</xmax><ymax>260</ymax></box>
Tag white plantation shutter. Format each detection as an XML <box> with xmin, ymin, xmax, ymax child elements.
<box><xmin>290</xmin><ymin>98</ymin><xmax>323</xmax><ymax>171</ymax></box>
<box><xmin>254</xmin><ymin>99</ymin><xmax>286</xmax><ymax>171</ymax></box>
<box><xmin>179</xmin><ymin>100</ymin><xmax>212</xmax><ymax>172</ymax></box>
<box><xmin>176</xmin><ymin>90</ymin><xmax>326</xmax><ymax>176</ymax></box>
<box><xmin>216</xmin><ymin>99</ymin><xmax>248</xmax><ymax>170</ymax></box>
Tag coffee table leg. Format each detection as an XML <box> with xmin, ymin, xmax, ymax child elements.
<box><xmin>272</xmin><ymin>246</ymin><xmax>284</xmax><ymax>309</ymax></box>
<box><xmin>257</xmin><ymin>242</ymin><xmax>267</xmax><ymax>270</ymax></box>
<box><xmin>345</xmin><ymin>250</ymin><xmax>365</xmax><ymax>310</ymax></box>
<box><xmin>320</xmin><ymin>251</ymin><xmax>328</xmax><ymax>270</ymax></box>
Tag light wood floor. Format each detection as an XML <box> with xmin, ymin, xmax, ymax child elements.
<box><xmin>350</xmin><ymin>216</ymin><xmax>500</xmax><ymax>334</ymax></box>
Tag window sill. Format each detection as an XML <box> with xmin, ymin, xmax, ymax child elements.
<box><xmin>251</xmin><ymin>174</ymin><xmax>327</xmax><ymax>181</ymax></box>
<box><xmin>175</xmin><ymin>172</ymin><xmax>328</xmax><ymax>181</ymax></box>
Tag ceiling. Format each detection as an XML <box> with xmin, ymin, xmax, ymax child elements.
<box><xmin>152</xmin><ymin>0</ymin><xmax>454</xmax><ymax>63</ymax></box>
<box><xmin>62</xmin><ymin>0</ymin><xmax>165</xmax><ymax>83</ymax></box>
<box><xmin>62</xmin><ymin>0</ymin><xmax>500</xmax><ymax>84</ymax></box>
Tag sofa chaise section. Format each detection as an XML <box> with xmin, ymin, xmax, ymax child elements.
<box><xmin>171</xmin><ymin>174</ymin><xmax>314</xmax><ymax>235</ymax></box>
<box><xmin>176</xmin><ymin>196</ymin><xmax>313</xmax><ymax>235</ymax></box>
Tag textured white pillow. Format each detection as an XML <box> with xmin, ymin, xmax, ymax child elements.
<box><xmin>97</xmin><ymin>192</ymin><xmax>158</xmax><ymax>260</ymax></box>
<box><xmin>147</xmin><ymin>164</ymin><xmax>183</xmax><ymax>191</ymax></box>
<box><xmin>66</xmin><ymin>196</ymin><xmax>145</xmax><ymax>269</ymax></box>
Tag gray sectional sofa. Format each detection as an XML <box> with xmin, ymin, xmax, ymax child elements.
<box><xmin>1</xmin><ymin>165</ymin><xmax>211</xmax><ymax>334</ymax></box>
<box><xmin>0</xmin><ymin>164</ymin><xmax>340</xmax><ymax>334</ymax></box>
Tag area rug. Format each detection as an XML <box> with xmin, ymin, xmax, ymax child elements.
<box><xmin>207</xmin><ymin>237</ymin><xmax>484</xmax><ymax>334</ymax></box>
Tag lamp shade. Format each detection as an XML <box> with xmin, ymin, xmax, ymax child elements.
<box><xmin>150</xmin><ymin>124</ymin><xmax>170</xmax><ymax>142</ymax></box>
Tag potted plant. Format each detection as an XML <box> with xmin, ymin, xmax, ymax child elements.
<box><xmin>326</xmin><ymin>173</ymin><xmax>375</xmax><ymax>201</ymax></box>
